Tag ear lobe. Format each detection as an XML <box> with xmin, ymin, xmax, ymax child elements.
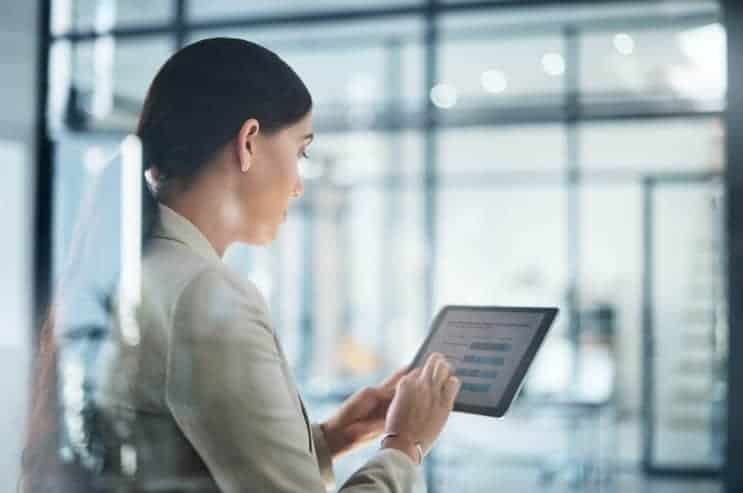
<box><xmin>238</xmin><ymin>118</ymin><xmax>260</xmax><ymax>173</ymax></box>
<box><xmin>240</xmin><ymin>141</ymin><xmax>252</xmax><ymax>172</ymax></box>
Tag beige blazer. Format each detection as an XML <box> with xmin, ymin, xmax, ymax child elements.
<box><xmin>96</xmin><ymin>204</ymin><xmax>424</xmax><ymax>493</ymax></box>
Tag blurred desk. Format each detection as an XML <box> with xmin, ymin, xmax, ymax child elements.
<box><xmin>426</xmin><ymin>394</ymin><xmax>617</xmax><ymax>492</ymax></box>
<box><xmin>302</xmin><ymin>382</ymin><xmax>617</xmax><ymax>491</ymax></box>
<box><xmin>518</xmin><ymin>395</ymin><xmax>617</xmax><ymax>488</ymax></box>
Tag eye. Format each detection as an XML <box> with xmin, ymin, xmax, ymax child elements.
<box><xmin>300</xmin><ymin>149</ymin><xmax>309</xmax><ymax>159</ymax></box>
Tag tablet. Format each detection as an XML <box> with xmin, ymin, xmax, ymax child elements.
<box><xmin>408</xmin><ymin>305</ymin><xmax>558</xmax><ymax>418</ymax></box>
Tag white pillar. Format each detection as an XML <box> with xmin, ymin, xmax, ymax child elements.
<box><xmin>0</xmin><ymin>0</ymin><xmax>39</xmax><ymax>486</ymax></box>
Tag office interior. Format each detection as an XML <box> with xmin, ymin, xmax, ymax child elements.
<box><xmin>3</xmin><ymin>0</ymin><xmax>743</xmax><ymax>492</ymax></box>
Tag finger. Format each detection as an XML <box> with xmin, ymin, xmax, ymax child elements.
<box><xmin>421</xmin><ymin>353</ymin><xmax>442</xmax><ymax>384</ymax></box>
<box><xmin>432</xmin><ymin>358</ymin><xmax>452</xmax><ymax>388</ymax></box>
<box><xmin>379</xmin><ymin>367</ymin><xmax>408</xmax><ymax>393</ymax></box>
<box><xmin>442</xmin><ymin>376</ymin><xmax>462</xmax><ymax>408</ymax></box>
<box><xmin>401</xmin><ymin>367</ymin><xmax>422</xmax><ymax>386</ymax></box>
<box><xmin>377</xmin><ymin>376</ymin><xmax>404</xmax><ymax>400</ymax></box>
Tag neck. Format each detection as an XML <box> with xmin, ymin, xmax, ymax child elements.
<box><xmin>159</xmin><ymin>184</ymin><xmax>233</xmax><ymax>258</ymax></box>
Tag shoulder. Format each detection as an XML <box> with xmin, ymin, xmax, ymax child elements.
<box><xmin>171</xmin><ymin>262</ymin><xmax>272</xmax><ymax>340</ymax></box>
<box><xmin>180</xmin><ymin>265</ymin><xmax>267</xmax><ymax>313</ymax></box>
<box><xmin>142</xmin><ymin>238</ymin><xmax>271</xmax><ymax>336</ymax></box>
<box><xmin>145</xmin><ymin>238</ymin><xmax>267</xmax><ymax>306</ymax></box>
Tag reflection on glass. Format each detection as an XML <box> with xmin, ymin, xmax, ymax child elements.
<box><xmin>39</xmin><ymin>0</ymin><xmax>728</xmax><ymax>490</ymax></box>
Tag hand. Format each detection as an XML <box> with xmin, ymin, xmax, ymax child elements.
<box><xmin>382</xmin><ymin>353</ymin><xmax>461</xmax><ymax>463</ymax></box>
<box><xmin>320</xmin><ymin>367</ymin><xmax>408</xmax><ymax>460</ymax></box>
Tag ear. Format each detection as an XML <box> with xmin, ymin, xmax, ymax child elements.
<box><xmin>237</xmin><ymin>118</ymin><xmax>260</xmax><ymax>172</ymax></box>
<box><xmin>144</xmin><ymin>167</ymin><xmax>160</xmax><ymax>193</ymax></box>
<box><xmin>145</xmin><ymin>166</ymin><xmax>160</xmax><ymax>184</ymax></box>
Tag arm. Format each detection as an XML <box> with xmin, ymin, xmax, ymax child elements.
<box><xmin>165</xmin><ymin>268</ymin><xmax>424</xmax><ymax>493</ymax></box>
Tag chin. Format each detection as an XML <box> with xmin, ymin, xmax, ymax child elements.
<box><xmin>249</xmin><ymin>234</ymin><xmax>274</xmax><ymax>246</ymax></box>
<box><xmin>261</xmin><ymin>234</ymin><xmax>277</xmax><ymax>246</ymax></box>
<box><xmin>239</xmin><ymin>232</ymin><xmax>273</xmax><ymax>247</ymax></box>
<box><xmin>260</xmin><ymin>227</ymin><xmax>280</xmax><ymax>246</ymax></box>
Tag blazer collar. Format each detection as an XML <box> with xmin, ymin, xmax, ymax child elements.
<box><xmin>153</xmin><ymin>204</ymin><xmax>222</xmax><ymax>264</ymax></box>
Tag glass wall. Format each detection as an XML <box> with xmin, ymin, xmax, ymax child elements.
<box><xmin>45</xmin><ymin>0</ymin><xmax>726</xmax><ymax>491</ymax></box>
<box><xmin>647</xmin><ymin>178</ymin><xmax>726</xmax><ymax>469</ymax></box>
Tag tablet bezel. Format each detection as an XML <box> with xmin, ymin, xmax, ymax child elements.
<box><xmin>407</xmin><ymin>305</ymin><xmax>559</xmax><ymax>418</ymax></box>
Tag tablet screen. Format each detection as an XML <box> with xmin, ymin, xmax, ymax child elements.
<box><xmin>410</xmin><ymin>305</ymin><xmax>557</xmax><ymax>416</ymax></box>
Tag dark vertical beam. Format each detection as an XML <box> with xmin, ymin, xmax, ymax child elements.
<box><xmin>174</xmin><ymin>0</ymin><xmax>187</xmax><ymax>49</ymax></box>
<box><xmin>381</xmin><ymin>38</ymin><xmax>403</xmax><ymax>372</ymax></box>
<box><xmin>724</xmin><ymin>1</ymin><xmax>743</xmax><ymax>491</ymax></box>
<box><xmin>564</xmin><ymin>24</ymin><xmax>582</xmax><ymax>389</ymax></box>
<box><xmin>563</xmin><ymin>25</ymin><xmax>587</xmax><ymax>483</ymax></box>
<box><xmin>641</xmin><ymin>177</ymin><xmax>656</xmax><ymax>472</ymax></box>
<box><xmin>423</xmin><ymin>1</ymin><xmax>438</xmax><ymax>331</ymax></box>
<box><xmin>423</xmin><ymin>1</ymin><xmax>439</xmax><ymax>491</ymax></box>
<box><xmin>33</xmin><ymin>0</ymin><xmax>53</xmax><ymax>348</ymax></box>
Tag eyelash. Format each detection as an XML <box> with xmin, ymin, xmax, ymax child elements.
<box><xmin>301</xmin><ymin>150</ymin><xmax>309</xmax><ymax>159</ymax></box>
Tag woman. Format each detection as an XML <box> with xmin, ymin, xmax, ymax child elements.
<box><xmin>87</xmin><ymin>38</ymin><xmax>461</xmax><ymax>492</ymax></box>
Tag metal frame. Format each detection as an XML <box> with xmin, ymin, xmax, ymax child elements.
<box><xmin>63</xmin><ymin>95</ymin><xmax>723</xmax><ymax>137</ymax></box>
<box><xmin>723</xmin><ymin>1</ymin><xmax>743</xmax><ymax>491</ymax></box>
<box><xmin>50</xmin><ymin>2</ymin><xmax>716</xmax><ymax>43</ymax></box>
<box><xmin>422</xmin><ymin>2</ymin><xmax>439</xmax><ymax>488</ymax></box>
<box><xmin>174</xmin><ymin>0</ymin><xmax>187</xmax><ymax>49</ymax></box>
<box><xmin>381</xmin><ymin>37</ymin><xmax>405</xmax><ymax>369</ymax></box>
<box><xmin>564</xmin><ymin>24</ymin><xmax>582</xmax><ymax>390</ymax></box>
<box><xmin>35</xmin><ymin>0</ymin><xmax>735</xmax><ymax>490</ymax></box>
<box><xmin>34</xmin><ymin>0</ymin><xmax>53</xmax><ymax>346</ymax></box>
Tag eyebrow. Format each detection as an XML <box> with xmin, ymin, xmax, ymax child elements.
<box><xmin>302</xmin><ymin>133</ymin><xmax>314</xmax><ymax>143</ymax></box>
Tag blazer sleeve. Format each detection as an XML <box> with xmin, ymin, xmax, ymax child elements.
<box><xmin>165</xmin><ymin>267</ymin><xmax>425</xmax><ymax>493</ymax></box>
<box><xmin>311</xmin><ymin>422</ymin><xmax>337</xmax><ymax>488</ymax></box>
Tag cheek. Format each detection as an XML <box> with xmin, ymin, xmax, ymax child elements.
<box><xmin>276</xmin><ymin>149</ymin><xmax>299</xmax><ymax>189</ymax></box>
<box><xmin>253</xmin><ymin>138</ymin><xmax>299</xmax><ymax>206</ymax></box>
<box><xmin>258</xmin><ymin>152</ymin><xmax>297</xmax><ymax>213</ymax></box>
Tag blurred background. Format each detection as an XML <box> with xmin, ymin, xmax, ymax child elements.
<box><xmin>2</xmin><ymin>0</ymin><xmax>742</xmax><ymax>492</ymax></box>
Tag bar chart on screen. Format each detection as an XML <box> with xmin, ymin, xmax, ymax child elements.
<box><xmin>415</xmin><ymin>308</ymin><xmax>549</xmax><ymax>408</ymax></box>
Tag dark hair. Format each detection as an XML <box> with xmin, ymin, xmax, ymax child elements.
<box><xmin>22</xmin><ymin>37</ymin><xmax>312</xmax><ymax>492</ymax></box>
<box><xmin>138</xmin><ymin>36</ymin><xmax>313</xmax><ymax>242</ymax></box>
